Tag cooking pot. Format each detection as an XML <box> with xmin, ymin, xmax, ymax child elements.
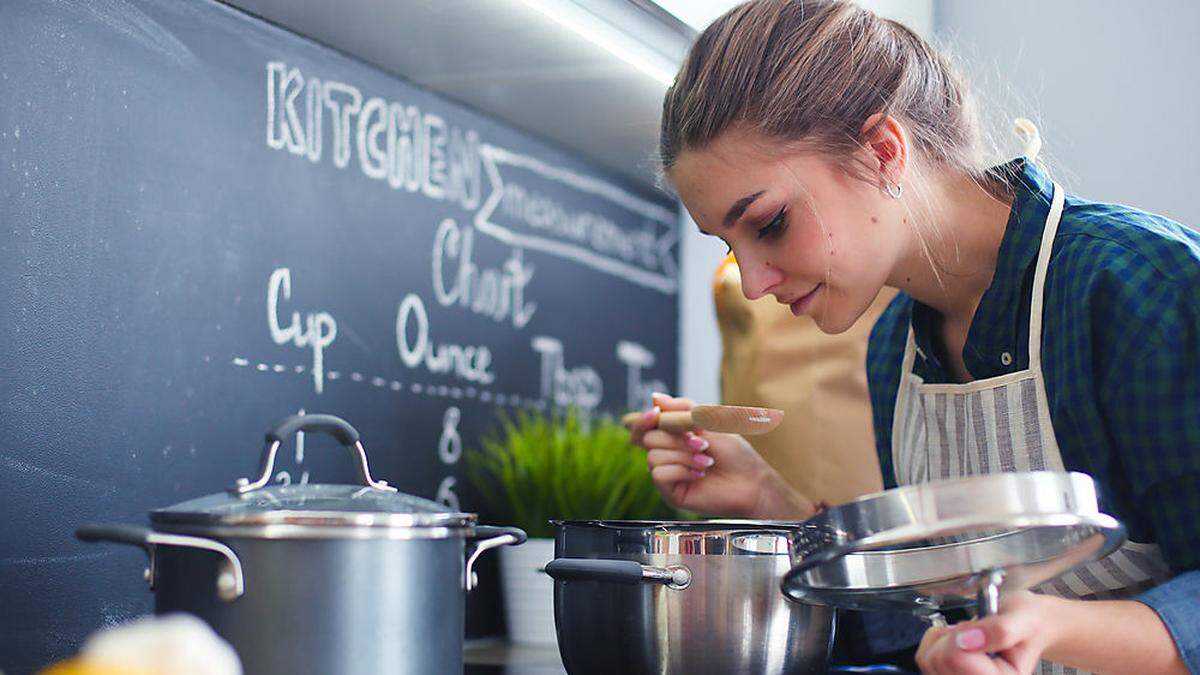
<box><xmin>544</xmin><ymin>520</ymin><xmax>835</xmax><ymax>674</ymax></box>
<box><xmin>77</xmin><ymin>413</ymin><xmax>526</xmax><ymax>675</ymax></box>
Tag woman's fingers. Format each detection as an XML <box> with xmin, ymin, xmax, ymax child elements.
<box><xmin>650</xmin><ymin>391</ymin><xmax>695</xmax><ymax>412</ymax></box>
<box><xmin>628</xmin><ymin>393</ymin><xmax>693</xmax><ymax>443</ymax></box>
<box><xmin>628</xmin><ymin>405</ymin><xmax>661</xmax><ymax>445</ymax></box>
<box><xmin>650</xmin><ymin>463</ymin><xmax>706</xmax><ymax>485</ymax></box>
<box><xmin>640</xmin><ymin>429</ymin><xmax>707</xmax><ymax>452</ymax></box>
<box><xmin>647</xmin><ymin>448</ymin><xmax>715</xmax><ymax>471</ymax></box>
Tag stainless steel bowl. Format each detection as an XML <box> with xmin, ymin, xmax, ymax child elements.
<box><xmin>545</xmin><ymin>520</ymin><xmax>835</xmax><ymax>675</ymax></box>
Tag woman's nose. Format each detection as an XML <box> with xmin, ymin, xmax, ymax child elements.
<box><xmin>739</xmin><ymin>260</ymin><xmax>783</xmax><ymax>301</ymax></box>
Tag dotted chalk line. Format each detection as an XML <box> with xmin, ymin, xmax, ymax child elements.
<box><xmin>229</xmin><ymin>357</ymin><xmax>545</xmax><ymax>409</ymax></box>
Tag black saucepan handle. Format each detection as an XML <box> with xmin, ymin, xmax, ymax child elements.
<box><xmin>472</xmin><ymin>525</ymin><xmax>528</xmax><ymax>546</ymax></box>
<box><xmin>544</xmin><ymin>558</ymin><xmax>693</xmax><ymax>590</ymax></box>
<box><xmin>544</xmin><ymin>558</ymin><xmax>647</xmax><ymax>584</ymax></box>
<box><xmin>76</xmin><ymin>523</ymin><xmax>153</xmax><ymax>549</ymax></box>
<box><xmin>266</xmin><ymin>413</ymin><xmax>360</xmax><ymax>446</ymax></box>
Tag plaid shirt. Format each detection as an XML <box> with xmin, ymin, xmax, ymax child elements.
<box><xmin>866</xmin><ymin>158</ymin><xmax>1200</xmax><ymax>665</ymax></box>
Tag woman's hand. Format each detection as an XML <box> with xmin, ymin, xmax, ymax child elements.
<box><xmin>915</xmin><ymin>592</ymin><xmax>1052</xmax><ymax>675</ymax></box>
<box><xmin>628</xmin><ymin>392</ymin><xmax>814</xmax><ymax>519</ymax></box>
<box><xmin>915</xmin><ymin>588</ymin><xmax>1191</xmax><ymax>675</ymax></box>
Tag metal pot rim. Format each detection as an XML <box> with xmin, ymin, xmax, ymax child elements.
<box><xmin>552</xmin><ymin>519</ymin><xmax>798</xmax><ymax>556</ymax></box>
<box><xmin>151</xmin><ymin>518</ymin><xmax>477</xmax><ymax>541</ymax></box>
<box><xmin>551</xmin><ymin>518</ymin><xmax>798</xmax><ymax>531</ymax></box>
<box><xmin>151</xmin><ymin>509</ymin><xmax>476</xmax><ymax>535</ymax></box>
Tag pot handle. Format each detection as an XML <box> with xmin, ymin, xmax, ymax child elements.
<box><xmin>233</xmin><ymin>413</ymin><xmax>396</xmax><ymax>494</ymax></box>
<box><xmin>544</xmin><ymin>558</ymin><xmax>691</xmax><ymax>590</ymax></box>
<box><xmin>464</xmin><ymin>525</ymin><xmax>527</xmax><ymax>591</ymax></box>
<box><xmin>77</xmin><ymin>523</ymin><xmax>245</xmax><ymax>602</ymax></box>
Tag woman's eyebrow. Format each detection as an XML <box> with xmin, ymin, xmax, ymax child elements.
<box><xmin>723</xmin><ymin>190</ymin><xmax>765</xmax><ymax>228</ymax></box>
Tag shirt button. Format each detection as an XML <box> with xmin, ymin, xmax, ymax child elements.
<box><xmin>1000</xmin><ymin>352</ymin><xmax>1013</xmax><ymax>366</ymax></box>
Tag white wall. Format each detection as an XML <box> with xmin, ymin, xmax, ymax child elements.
<box><xmin>934</xmin><ymin>0</ymin><xmax>1200</xmax><ymax>227</ymax></box>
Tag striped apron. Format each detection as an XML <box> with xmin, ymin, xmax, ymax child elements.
<box><xmin>891</xmin><ymin>181</ymin><xmax>1170</xmax><ymax>675</ymax></box>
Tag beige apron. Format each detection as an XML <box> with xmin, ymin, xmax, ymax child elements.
<box><xmin>891</xmin><ymin>180</ymin><xmax>1170</xmax><ymax>675</ymax></box>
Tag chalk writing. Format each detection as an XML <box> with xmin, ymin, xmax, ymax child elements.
<box><xmin>396</xmin><ymin>293</ymin><xmax>495</xmax><ymax>384</ymax></box>
<box><xmin>267</xmin><ymin>268</ymin><xmax>336</xmax><ymax>393</ymax></box>
<box><xmin>475</xmin><ymin>144</ymin><xmax>678</xmax><ymax>293</ymax></box>
<box><xmin>438</xmin><ymin>406</ymin><xmax>463</xmax><ymax>465</ymax></box>
<box><xmin>435</xmin><ymin>476</ymin><xmax>460</xmax><ymax>511</ymax></box>
<box><xmin>531</xmin><ymin>336</ymin><xmax>602</xmax><ymax>411</ymax></box>
<box><xmin>617</xmin><ymin>341</ymin><xmax>667</xmax><ymax>412</ymax></box>
<box><xmin>432</xmin><ymin>218</ymin><xmax>536</xmax><ymax>328</ymax></box>
<box><xmin>266</xmin><ymin>62</ymin><xmax>481</xmax><ymax>210</ymax></box>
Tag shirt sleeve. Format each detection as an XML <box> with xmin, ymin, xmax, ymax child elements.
<box><xmin>1097</xmin><ymin>272</ymin><xmax>1200</xmax><ymax>572</ymax></box>
<box><xmin>1098</xmin><ymin>270</ymin><xmax>1200</xmax><ymax>665</ymax></box>
<box><xmin>1137</xmin><ymin>570</ymin><xmax>1200</xmax><ymax>673</ymax></box>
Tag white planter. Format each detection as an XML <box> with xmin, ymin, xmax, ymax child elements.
<box><xmin>498</xmin><ymin>537</ymin><xmax>558</xmax><ymax>646</ymax></box>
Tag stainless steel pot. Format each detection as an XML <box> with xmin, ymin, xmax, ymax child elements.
<box><xmin>544</xmin><ymin>520</ymin><xmax>835</xmax><ymax>674</ymax></box>
<box><xmin>77</xmin><ymin>414</ymin><xmax>526</xmax><ymax>675</ymax></box>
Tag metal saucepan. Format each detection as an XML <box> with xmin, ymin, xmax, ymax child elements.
<box><xmin>544</xmin><ymin>519</ymin><xmax>835</xmax><ymax>674</ymax></box>
<box><xmin>77</xmin><ymin>413</ymin><xmax>526</xmax><ymax>675</ymax></box>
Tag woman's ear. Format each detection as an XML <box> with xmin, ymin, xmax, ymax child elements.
<box><xmin>860</xmin><ymin>113</ymin><xmax>908</xmax><ymax>188</ymax></box>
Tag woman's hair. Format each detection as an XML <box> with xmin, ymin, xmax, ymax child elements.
<box><xmin>659</xmin><ymin>0</ymin><xmax>988</xmax><ymax>187</ymax></box>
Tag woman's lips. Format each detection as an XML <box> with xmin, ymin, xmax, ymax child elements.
<box><xmin>788</xmin><ymin>284</ymin><xmax>822</xmax><ymax>316</ymax></box>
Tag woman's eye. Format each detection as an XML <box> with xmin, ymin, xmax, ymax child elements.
<box><xmin>757</xmin><ymin>207</ymin><xmax>787</xmax><ymax>240</ymax></box>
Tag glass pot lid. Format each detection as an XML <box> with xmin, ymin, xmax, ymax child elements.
<box><xmin>151</xmin><ymin>414</ymin><xmax>473</xmax><ymax>530</ymax></box>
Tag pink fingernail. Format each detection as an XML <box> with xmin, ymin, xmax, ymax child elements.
<box><xmin>641</xmin><ymin>406</ymin><xmax>660</xmax><ymax>422</ymax></box>
<box><xmin>687</xmin><ymin>435</ymin><xmax>709</xmax><ymax>452</ymax></box>
<box><xmin>693</xmin><ymin>454</ymin><xmax>714</xmax><ymax>468</ymax></box>
<box><xmin>689</xmin><ymin>470</ymin><xmax>706</xmax><ymax>478</ymax></box>
<box><xmin>955</xmin><ymin>628</ymin><xmax>985</xmax><ymax>651</ymax></box>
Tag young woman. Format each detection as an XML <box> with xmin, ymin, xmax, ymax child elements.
<box><xmin>629</xmin><ymin>1</ymin><xmax>1200</xmax><ymax>673</ymax></box>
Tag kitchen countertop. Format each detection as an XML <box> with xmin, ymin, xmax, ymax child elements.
<box><xmin>464</xmin><ymin>641</ymin><xmax>567</xmax><ymax>675</ymax></box>
<box><xmin>463</xmin><ymin>641</ymin><xmax>914</xmax><ymax>674</ymax></box>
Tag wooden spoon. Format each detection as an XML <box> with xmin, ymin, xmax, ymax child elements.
<box><xmin>621</xmin><ymin>405</ymin><xmax>784</xmax><ymax>435</ymax></box>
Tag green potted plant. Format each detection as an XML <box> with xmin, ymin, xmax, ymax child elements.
<box><xmin>466</xmin><ymin>407</ymin><xmax>681</xmax><ymax>645</ymax></box>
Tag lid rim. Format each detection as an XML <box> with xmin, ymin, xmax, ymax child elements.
<box><xmin>151</xmin><ymin>509</ymin><xmax>476</xmax><ymax>529</ymax></box>
<box><xmin>153</xmin><ymin>521</ymin><xmax>477</xmax><ymax>541</ymax></box>
<box><xmin>150</xmin><ymin>483</ymin><xmax>474</xmax><ymax>530</ymax></box>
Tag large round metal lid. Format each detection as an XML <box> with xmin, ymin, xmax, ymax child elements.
<box><xmin>151</xmin><ymin>414</ymin><xmax>475</xmax><ymax>535</ymax></box>
<box><xmin>151</xmin><ymin>483</ymin><xmax>475</xmax><ymax>530</ymax></box>
<box><xmin>782</xmin><ymin>472</ymin><xmax>1126</xmax><ymax>616</ymax></box>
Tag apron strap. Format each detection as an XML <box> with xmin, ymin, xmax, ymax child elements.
<box><xmin>1028</xmin><ymin>182</ymin><xmax>1065</xmax><ymax>371</ymax></box>
<box><xmin>890</xmin><ymin>327</ymin><xmax>920</xmax><ymax>481</ymax></box>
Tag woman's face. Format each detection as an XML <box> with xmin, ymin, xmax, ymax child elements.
<box><xmin>669</xmin><ymin>129</ymin><xmax>907</xmax><ymax>334</ymax></box>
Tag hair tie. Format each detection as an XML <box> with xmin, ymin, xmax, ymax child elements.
<box><xmin>1013</xmin><ymin>118</ymin><xmax>1042</xmax><ymax>160</ymax></box>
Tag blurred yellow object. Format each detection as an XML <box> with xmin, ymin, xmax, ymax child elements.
<box><xmin>39</xmin><ymin>658</ymin><xmax>151</xmax><ymax>675</ymax></box>
<box><xmin>38</xmin><ymin>614</ymin><xmax>241</xmax><ymax>675</ymax></box>
<box><xmin>713</xmin><ymin>256</ymin><xmax>891</xmax><ymax>505</ymax></box>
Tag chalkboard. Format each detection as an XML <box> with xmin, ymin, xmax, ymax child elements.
<box><xmin>0</xmin><ymin>1</ymin><xmax>679</xmax><ymax>671</ymax></box>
